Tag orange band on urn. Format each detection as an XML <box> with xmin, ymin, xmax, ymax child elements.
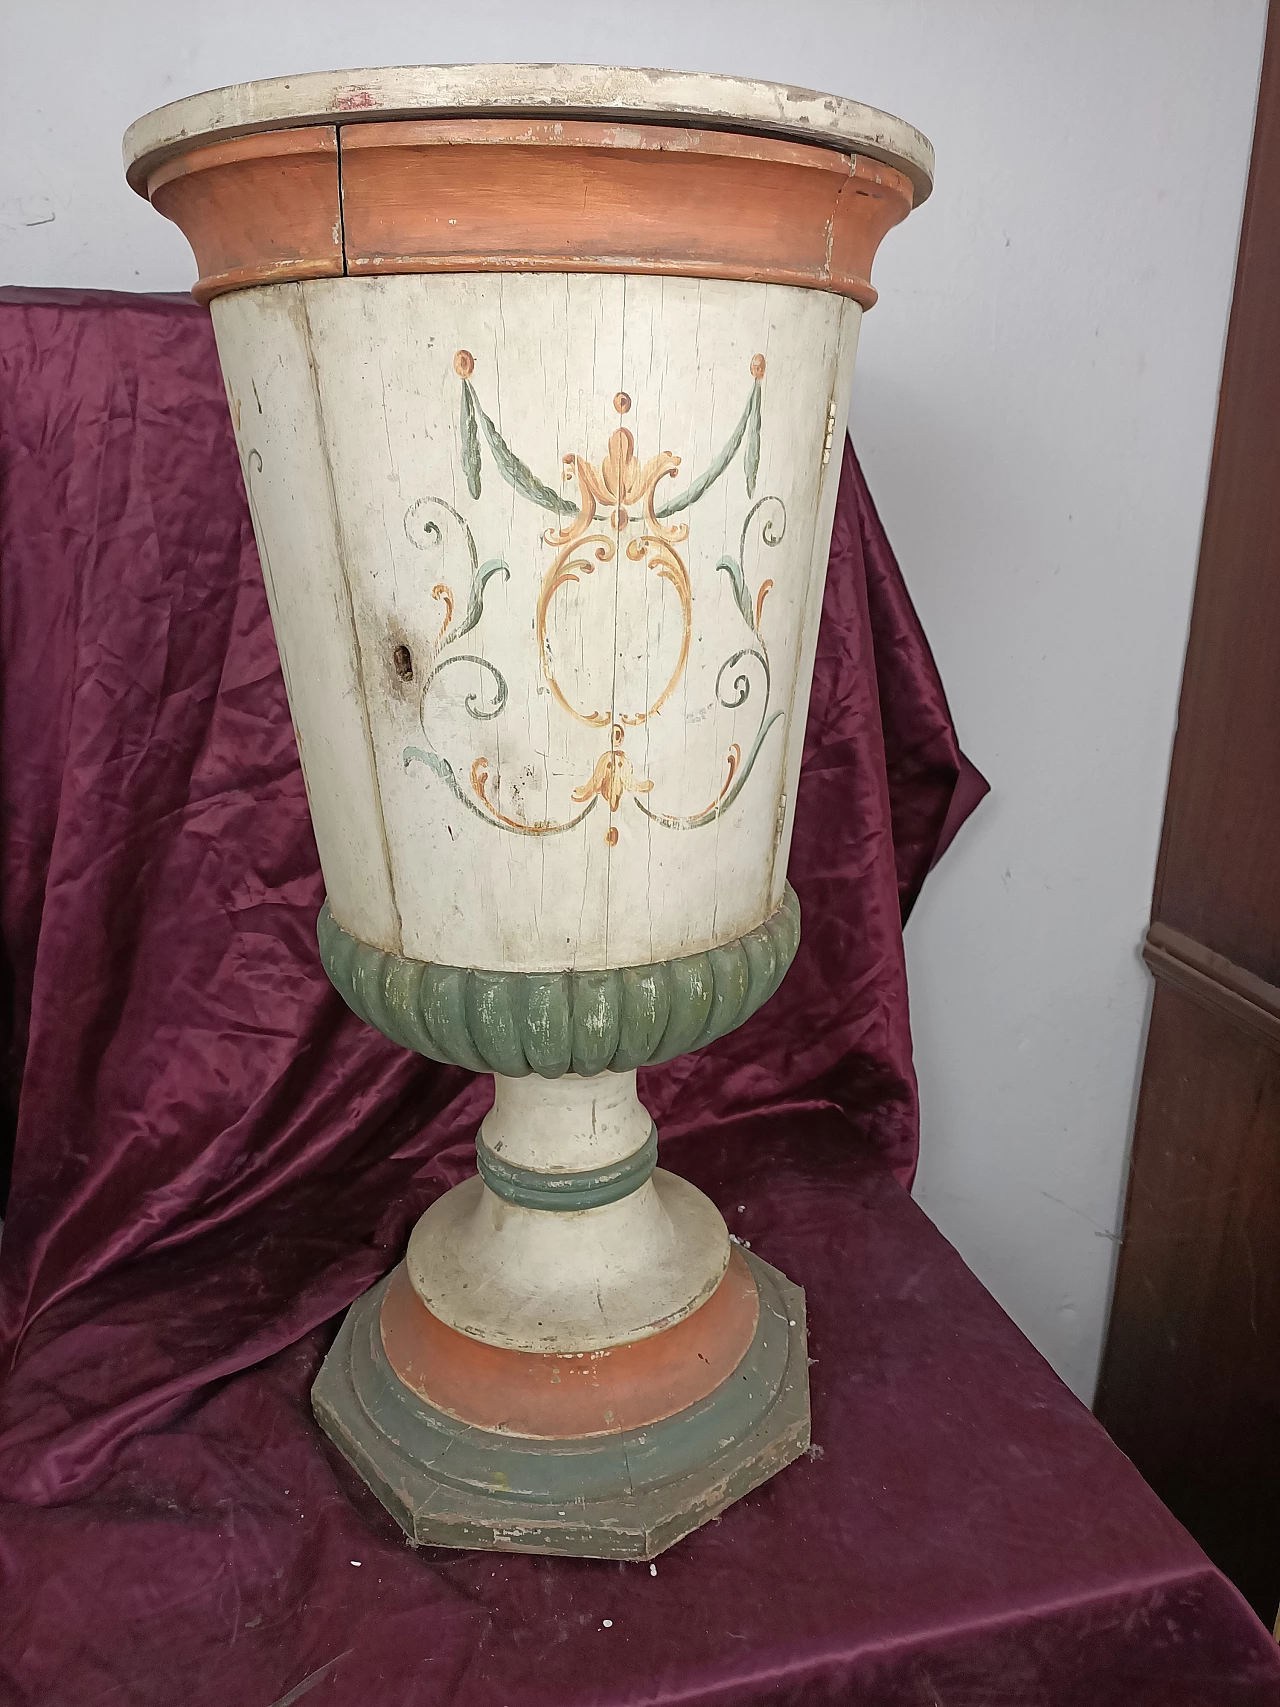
<box><xmin>380</xmin><ymin>1246</ymin><xmax>761</xmax><ymax>1439</ymax></box>
<box><xmin>147</xmin><ymin>117</ymin><xmax>913</xmax><ymax>308</ymax></box>
<box><xmin>147</xmin><ymin>127</ymin><xmax>343</xmax><ymax>304</ymax></box>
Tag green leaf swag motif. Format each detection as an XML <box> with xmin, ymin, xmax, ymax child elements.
<box><xmin>454</xmin><ymin>350</ymin><xmax>765</xmax><ymax>521</ymax></box>
<box><xmin>655</xmin><ymin>370</ymin><xmax>764</xmax><ymax>519</ymax></box>
<box><xmin>453</xmin><ymin>348</ymin><xmax>577</xmax><ymax>518</ymax></box>
<box><xmin>402</xmin><ymin>350</ymin><xmax>786</xmax><ymax>839</ymax></box>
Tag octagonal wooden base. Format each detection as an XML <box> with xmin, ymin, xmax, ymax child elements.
<box><xmin>312</xmin><ymin>1249</ymin><xmax>809</xmax><ymax>1560</ymax></box>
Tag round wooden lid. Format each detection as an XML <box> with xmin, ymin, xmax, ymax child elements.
<box><xmin>123</xmin><ymin>63</ymin><xmax>934</xmax><ymax>204</ymax></box>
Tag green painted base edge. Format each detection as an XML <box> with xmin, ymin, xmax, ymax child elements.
<box><xmin>476</xmin><ymin>1123</ymin><xmax>659</xmax><ymax>1211</ymax></box>
<box><xmin>311</xmin><ymin>1249</ymin><xmax>810</xmax><ymax>1561</ymax></box>
<box><xmin>317</xmin><ymin>885</ymin><xmax>801</xmax><ymax>1077</ymax></box>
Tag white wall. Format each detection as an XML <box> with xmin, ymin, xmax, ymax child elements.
<box><xmin>2</xmin><ymin>1</ymin><xmax>1267</xmax><ymax>1401</ymax></box>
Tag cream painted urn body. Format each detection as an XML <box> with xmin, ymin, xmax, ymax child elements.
<box><xmin>124</xmin><ymin>65</ymin><xmax>932</xmax><ymax>1558</ymax></box>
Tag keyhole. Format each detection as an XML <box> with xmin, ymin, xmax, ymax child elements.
<box><xmin>393</xmin><ymin>644</ymin><xmax>413</xmax><ymax>681</ymax></box>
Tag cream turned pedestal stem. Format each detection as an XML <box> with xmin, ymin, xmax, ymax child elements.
<box><xmin>409</xmin><ymin>1072</ymin><xmax>729</xmax><ymax>1353</ymax></box>
<box><xmin>124</xmin><ymin>63</ymin><xmax>931</xmax><ymax>1559</ymax></box>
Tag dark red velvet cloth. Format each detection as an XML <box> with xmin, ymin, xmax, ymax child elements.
<box><xmin>0</xmin><ymin>288</ymin><xmax>1274</xmax><ymax>1705</ymax></box>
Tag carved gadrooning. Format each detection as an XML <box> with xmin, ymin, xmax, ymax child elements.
<box><xmin>317</xmin><ymin>883</ymin><xmax>800</xmax><ymax>1077</ymax></box>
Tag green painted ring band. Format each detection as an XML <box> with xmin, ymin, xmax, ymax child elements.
<box><xmin>316</xmin><ymin>884</ymin><xmax>800</xmax><ymax>1077</ymax></box>
<box><xmin>476</xmin><ymin>1123</ymin><xmax>659</xmax><ymax>1211</ymax></box>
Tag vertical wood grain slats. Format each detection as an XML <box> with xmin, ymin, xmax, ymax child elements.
<box><xmin>213</xmin><ymin>270</ymin><xmax>852</xmax><ymax>973</ymax></box>
<box><xmin>1149</xmin><ymin>25</ymin><xmax>1280</xmax><ymax>984</ymax></box>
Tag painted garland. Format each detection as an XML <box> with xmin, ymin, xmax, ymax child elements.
<box><xmin>399</xmin><ymin>352</ymin><xmax>785</xmax><ymax>847</ymax></box>
<box><xmin>317</xmin><ymin>884</ymin><xmax>800</xmax><ymax>1077</ymax></box>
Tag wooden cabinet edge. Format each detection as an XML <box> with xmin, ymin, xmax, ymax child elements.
<box><xmin>1143</xmin><ymin>922</ymin><xmax>1280</xmax><ymax>1052</ymax></box>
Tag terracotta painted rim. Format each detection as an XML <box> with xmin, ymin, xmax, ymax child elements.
<box><xmin>143</xmin><ymin>116</ymin><xmax>915</xmax><ymax>308</ymax></box>
<box><xmin>123</xmin><ymin>62</ymin><xmax>934</xmax><ymax>203</ymax></box>
<box><xmin>379</xmin><ymin>1246</ymin><xmax>761</xmax><ymax>1439</ymax></box>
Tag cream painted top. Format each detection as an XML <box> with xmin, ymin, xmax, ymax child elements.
<box><xmin>123</xmin><ymin>63</ymin><xmax>933</xmax><ymax>204</ymax></box>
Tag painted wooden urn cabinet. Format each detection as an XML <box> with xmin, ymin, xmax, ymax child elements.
<box><xmin>125</xmin><ymin>65</ymin><xmax>932</xmax><ymax>1559</ymax></box>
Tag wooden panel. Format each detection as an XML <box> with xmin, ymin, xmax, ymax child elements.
<box><xmin>1144</xmin><ymin>922</ymin><xmax>1280</xmax><ymax>1050</ymax></box>
<box><xmin>148</xmin><ymin>128</ymin><xmax>343</xmax><ymax>305</ymax></box>
<box><xmin>338</xmin><ymin>119</ymin><xmax>911</xmax><ymax>307</ymax></box>
<box><xmin>209</xmin><ymin>286</ymin><xmax>403</xmax><ymax>954</ymax></box>
<box><xmin>1150</xmin><ymin>6</ymin><xmax>1280</xmax><ymax>984</ymax></box>
<box><xmin>1096</xmin><ymin>980</ymin><xmax>1280</xmax><ymax>1617</ymax></box>
<box><xmin>222</xmin><ymin>270</ymin><xmax>855</xmax><ymax>974</ymax></box>
<box><xmin>1097</xmin><ymin>3</ymin><xmax>1280</xmax><ymax>1625</ymax></box>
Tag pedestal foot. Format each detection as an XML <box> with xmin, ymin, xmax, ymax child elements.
<box><xmin>312</xmin><ymin>1249</ymin><xmax>810</xmax><ymax>1560</ymax></box>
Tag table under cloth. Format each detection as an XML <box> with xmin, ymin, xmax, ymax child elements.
<box><xmin>0</xmin><ymin>288</ymin><xmax>1275</xmax><ymax>1705</ymax></box>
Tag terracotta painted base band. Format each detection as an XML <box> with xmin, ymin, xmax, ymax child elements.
<box><xmin>380</xmin><ymin>1247</ymin><xmax>760</xmax><ymax>1439</ymax></box>
<box><xmin>312</xmin><ymin>1248</ymin><xmax>810</xmax><ymax>1559</ymax></box>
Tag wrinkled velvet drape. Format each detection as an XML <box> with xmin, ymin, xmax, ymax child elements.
<box><xmin>1</xmin><ymin>289</ymin><xmax>1274</xmax><ymax>1705</ymax></box>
